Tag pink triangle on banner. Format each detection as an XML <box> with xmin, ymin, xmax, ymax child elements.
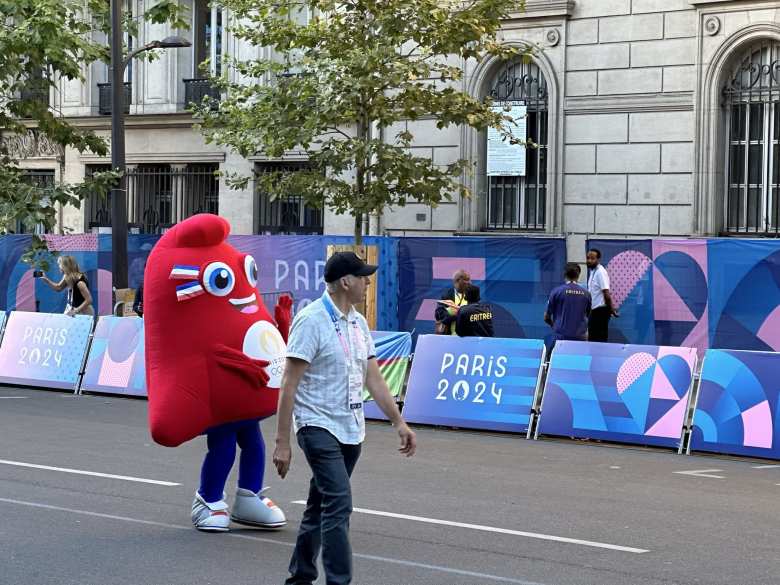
<box><xmin>757</xmin><ymin>306</ymin><xmax>780</xmax><ymax>351</ymax></box>
<box><xmin>645</xmin><ymin>396</ymin><xmax>687</xmax><ymax>439</ymax></box>
<box><xmin>653</xmin><ymin>268</ymin><xmax>697</xmax><ymax>323</ymax></box>
<box><xmin>650</xmin><ymin>366</ymin><xmax>680</xmax><ymax>400</ymax></box>
<box><xmin>742</xmin><ymin>400</ymin><xmax>773</xmax><ymax>449</ymax></box>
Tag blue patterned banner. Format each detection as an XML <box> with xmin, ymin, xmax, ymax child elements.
<box><xmin>538</xmin><ymin>341</ymin><xmax>697</xmax><ymax>449</ymax></box>
<box><xmin>691</xmin><ymin>349</ymin><xmax>780</xmax><ymax>459</ymax></box>
<box><xmin>402</xmin><ymin>335</ymin><xmax>545</xmax><ymax>433</ymax></box>
<box><xmin>82</xmin><ymin>316</ymin><xmax>147</xmax><ymax>397</ymax></box>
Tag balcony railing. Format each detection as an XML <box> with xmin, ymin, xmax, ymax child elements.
<box><xmin>184</xmin><ymin>78</ymin><xmax>220</xmax><ymax>110</ymax></box>
<box><xmin>20</xmin><ymin>84</ymin><xmax>50</xmax><ymax>112</ymax></box>
<box><xmin>97</xmin><ymin>82</ymin><xmax>132</xmax><ymax>116</ymax></box>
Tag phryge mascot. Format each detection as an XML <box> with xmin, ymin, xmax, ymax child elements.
<box><xmin>144</xmin><ymin>213</ymin><xmax>291</xmax><ymax>532</ymax></box>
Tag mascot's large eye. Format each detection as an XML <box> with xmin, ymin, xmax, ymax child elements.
<box><xmin>244</xmin><ymin>256</ymin><xmax>258</xmax><ymax>288</ymax></box>
<box><xmin>203</xmin><ymin>262</ymin><xmax>235</xmax><ymax>297</ymax></box>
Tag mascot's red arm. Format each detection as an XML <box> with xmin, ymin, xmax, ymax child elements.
<box><xmin>274</xmin><ymin>295</ymin><xmax>293</xmax><ymax>343</ymax></box>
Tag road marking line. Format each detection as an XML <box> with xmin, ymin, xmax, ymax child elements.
<box><xmin>753</xmin><ymin>464</ymin><xmax>780</xmax><ymax>469</ymax></box>
<box><xmin>291</xmin><ymin>501</ymin><xmax>649</xmax><ymax>554</ymax></box>
<box><xmin>0</xmin><ymin>396</ymin><xmax>28</xmax><ymax>399</ymax></box>
<box><xmin>0</xmin><ymin>459</ymin><xmax>180</xmax><ymax>486</ymax></box>
<box><xmin>0</xmin><ymin>497</ymin><xmax>546</xmax><ymax>585</ymax></box>
<box><xmin>673</xmin><ymin>469</ymin><xmax>725</xmax><ymax>479</ymax></box>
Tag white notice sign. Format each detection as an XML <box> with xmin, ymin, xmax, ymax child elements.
<box><xmin>487</xmin><ymin>104</ymin><xmax>527</xmax><ymax>177</ymax></box>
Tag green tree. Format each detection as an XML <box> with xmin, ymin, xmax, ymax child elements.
<box><xmin>197</xmin><ymin>0</ymin><xmax>526</xmax><ymax>244</ymax></box>
<box><xmin>0</xmin><ymin>0</ymin><xmax>188</xmax><ymax>267</ymax></box>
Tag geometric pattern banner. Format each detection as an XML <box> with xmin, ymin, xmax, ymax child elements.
<box><xmin>538</xmin><ymin>340</ymin><xmax>697</xmax><ymax>449</ymax></box>
<box><xmin>589</xmin><ymin>238</ymin><xmax>780</xmax><ymax>354</ymax></box>
<box><xmin>402</xmin><ymin>335</ymin><xmax>546</xmax><ymax>434</ymax></box>
<box><xmin>81</xmin><ymin>316</ymin><xmax>147</xmax><ymax>397</ymax></box>
<box><xmin>363</xmin><ymin>330</ymin><xmax>413</xmax><ymax>421</ymax></box>
<box><xmin>691</xmin><ymin>349</ymin><xmax>780</xmax><ymax>459</ymax></box>
<box><xmin>0</xmin><ymin>311</ymin><xmax>94</xmax><ymax>390</ymax></box>
<box><xmin>398</xmin><ymin>237</ymin><xmax>566</xmax><ymax>341</ymax></box>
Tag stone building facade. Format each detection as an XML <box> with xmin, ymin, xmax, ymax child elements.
<box><xmin>14</xmin><ymin>0</ymin><xmax>780</xmax><ymax>262</ymax></box>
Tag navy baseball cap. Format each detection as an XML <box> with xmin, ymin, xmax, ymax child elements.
<box><xmin>324</xmin><ymin>252</ymin><xmax>378</xmax><ymax>283</ymax></box>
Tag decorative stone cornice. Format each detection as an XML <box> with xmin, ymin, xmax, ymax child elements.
<box><xmin>1</xmin><ymin>129</ymin><xmax>65</xmax><ymax>160</ymax></box>
<box><xmin>506</xmin><ymin>0</ymin><xmax>575</xmax><ymax>20</ymax></box>
<box><xmin>565</xmin><ymin>93</ymin><xmax>694</xmax><ymax>114</ymax></box>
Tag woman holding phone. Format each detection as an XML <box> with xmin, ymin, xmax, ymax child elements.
<box><xmin>38</xmin><ymin>255</ymin><xmax>94</xmax><ymax>316</ymax></box>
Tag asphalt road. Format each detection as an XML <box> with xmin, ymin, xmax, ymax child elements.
<box><xmin>0</xmin><ymin>385</ymin><xmax>778</xmax><ymax>585</ymax></box>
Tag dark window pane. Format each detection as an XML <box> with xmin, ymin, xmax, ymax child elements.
<box><xmin>538</xmin><ymin>112</ymin><xmax>548</xmax><ymax>146</ymax></box>
<box><xmin>539</xmin><ymin>148</ymin><xmax>548</xmax><ymax>184</ymax></box>
<box><xmin>748</xmin><ymin>144</ymin><xmax>763</xmax><ymax>184</ymax></box>
<box><xmin>729</xmin><ymin>144</ymin><xmax>745</xmax><ymax>184</ymax></box>
<box><xmin>728</xmin><ymin>187</ymin><xmax>742</xmax><ymax>230</ymax></box>
<box><xmin>749</xmin><ymin>103</ymin><xmax>764</xmax><ymax>141</ymax></box>
<box><xmin>773</xmin><ymin>143</ymin><xmax>779</xmax><ymax>185</ymax></box>
<box><xmin>747</xmin><ymin>187</ymin><xmax>761</xmax><ymax>229</ymax></box>
<box><xmin>771</xmin><ymin>187</ymin><xmax>779</xmax><ymax>231</ymax></box>
<box><xmin>526</xmin><ymin>146</ymin><xmax>537</xmax><ymax>182</ymax></box>
<box><xmin>731</xmin><ymin>104</ymin><xmax>746</xmax><ymax>139</ymax></box>
<box><xmin>537</xmin><ymin>187</ymin><xmax>547</xmax><ymax>228</ymax></box>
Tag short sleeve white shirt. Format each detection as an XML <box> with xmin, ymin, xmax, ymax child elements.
<box><xmin>286</xmin><ymin>292</ymin><xmax>376</xmax><ymax>445</ymax></box>
<box><xmin>588</xmin><ymin>264</ymin><xmax>611</xmax><ymax>310</ymax></box>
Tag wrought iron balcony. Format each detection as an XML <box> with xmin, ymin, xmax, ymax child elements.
<box><xmin>184</xmin><ymin>78</ymin><xmax>220</xmax><ymax>110</ymax></box>
<box><xmin>97</xmin><ymin>82</ymin><xmax>132</xmax><ymax>116</ymax></box>
<box><xmin>20</xmin><ymin>84</ymin><xmax>50</xmax><ymax>112</ymax></box>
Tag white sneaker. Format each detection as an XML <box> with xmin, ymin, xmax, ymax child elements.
<box><xmin>191</xmin><ymin>491</ymin><xmax>230</xmax><ymax>532</ymax></box>
<box><xmin>231</xmin><ymin>487</ymin><xmax>287</xmax><ymax>529</ymax></box>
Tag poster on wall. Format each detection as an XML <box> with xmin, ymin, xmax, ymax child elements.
<box><xmin>402</xmin><ymin>335</ymin><xmax>545</xmax><ymax>433</ymax></box>
<box><xmin>690</xmin><ymin>349</ymin><xmax>780</xmax><ymax>460</ymax></box>
<box><xmin>81</xmin><ymin>316</ymin><xmax>147</xmax><ymax>397</ymax></box>
<box><xmin>487</xmin><ymin>104</ymin><xmax>527</xmax><ymax>176</ymax></box>
<box><xmin>0</xmin><ymin>312</ymin><xmax>93</xmax><ymax>390</ymax></box>
<box><xmin>538</xmin><ymin>340</ymin><xmax>697</xmax><ymax>449</ymax></box>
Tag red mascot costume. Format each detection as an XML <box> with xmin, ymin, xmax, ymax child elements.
<box><xmin>145</xmin><ymin>213</ymin><xmax>291</xmax><ymax>531</ymax></box>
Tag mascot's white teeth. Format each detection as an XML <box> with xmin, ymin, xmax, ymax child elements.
<box><xmin>230</xmin><ymin>293</ymin><xmax>258</xmax><ymax>313</ymax></box>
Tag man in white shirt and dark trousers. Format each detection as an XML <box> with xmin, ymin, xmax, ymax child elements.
<box><xmin>273</xmin><ymin>251</ymin><xmax>417</xmax><ymax>585</ymax></box>
<box><xmin>586</xmin><ymin>248</ymin><xmax>618</xmax><ymax>342</ymax></box>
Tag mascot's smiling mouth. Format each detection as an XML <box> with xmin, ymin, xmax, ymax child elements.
<box><xmin>229</xmin><ymin>293</ymin><xmax>259</xmax><ymax>314</ymax></box>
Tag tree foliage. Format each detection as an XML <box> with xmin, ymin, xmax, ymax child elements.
<box><xmin>197</xmin><ymin>0</ymin><xmax>526</xmax><ymax>243</ymax></box>
<box><xmin>0</xmin><ymin>0</ymin><xmax>188</xmax><ymax>267</ymax></box>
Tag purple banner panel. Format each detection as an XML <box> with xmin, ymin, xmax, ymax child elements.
<box><xmin>691</xmin><ymin>349</ymin><xmax>780</xmax><ymax>459</ymax></box>
<box><xmin>81</xmin><ymin>316</ymin><xmax>147</xmax><ymax>397</ymax></box>
<box><xmin>0</xmin><ymin>312</ymin><xmax>93</xmax><ymax>390</ymax></box>
<box><xmin>539</xmin><ymin>341</ymin><xmax>697</xmax><ymax>449</ymax></box>
<box><xmin>402</xmin><ymin>335</ymin><xmax>545</xmax><ymax>433</ymax></box>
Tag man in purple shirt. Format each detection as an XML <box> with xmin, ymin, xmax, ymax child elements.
<box><xmin>544</xmin><ymin>263</ymin><xmax>591</xmax><ymax>353</ymax></box>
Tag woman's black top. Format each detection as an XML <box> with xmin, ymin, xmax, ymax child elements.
<box><xmin>68</xmin><ymin>274</ymin><xmax>89</xmax><ymax>309</ymax></box>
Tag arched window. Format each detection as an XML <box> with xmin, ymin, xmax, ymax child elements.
<box><xmin>486</xmin><ymin>60</ymin><xmax>548</xmax><ymax>231</ymax></box>
<box><xmin>724</xmin><ymin>41</ymin><xmax>780</xmax><ymax>235</ymax></box>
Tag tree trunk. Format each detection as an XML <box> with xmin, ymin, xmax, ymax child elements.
<box><xmin>353</xmin><ymin>213</ymin><xmax>363</xmax><ymax>246</ymax></box>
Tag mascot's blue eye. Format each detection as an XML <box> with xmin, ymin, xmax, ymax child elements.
<box><xmin>203</xmin><ymin>262</ymin><xmax>235</xmax><ymax>297</ymax></box>
<box><xmin>244</xmin><ymin>256</ymin><xmax>258</xmax><ymax>287</ymax></box>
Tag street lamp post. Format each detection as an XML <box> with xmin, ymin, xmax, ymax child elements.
<box><xmin>109</xmin><ymin>0</ymin><xmax>190</xmax><ymax>291</ymax></box>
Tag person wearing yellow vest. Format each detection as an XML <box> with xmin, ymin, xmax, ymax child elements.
<box><xmin>434</xmin><ymin>269</ymin><xmax>471</xmax><ymax>334</ymax></box>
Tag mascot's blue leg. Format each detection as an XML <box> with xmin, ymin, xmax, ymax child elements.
<box><xmin>236</xmin><ymin>419</ymin><xmax>265</xmax><ymax>492</ymax></box>
<box><xmin>191</xmin><ymin>423</ymin><xmax>238</xmax><ymax>532</ymax></box>
<box><xmin>230</xmin><ymin>419</ymin><xmax>287</xmax><ymax>529</ymax></box>
<box><xmin>199</xmin><ymin>424</ymin><xmax>239</xmax><ymax>502</ymax></box>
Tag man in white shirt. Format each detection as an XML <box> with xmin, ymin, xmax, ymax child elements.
<box><xmin>586</xmin><ymin>248</ymin><xmax>618</xmax><ymax>342</ymax></box>
<box><xmin>273</xmin><ymin>251</ymin><xmax>416</xmax><ymax>585</ymax></box>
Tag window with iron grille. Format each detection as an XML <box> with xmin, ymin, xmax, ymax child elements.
<box><xmin>85</xmin><ymin>164</ymin><xmax>113</xmax><ymax>229</ymax></box>
<box><xmin>724</xmin><ymin>42</ymin><xmax>780</xmax><ymax>236</ymax></box>
<box><xmin>17</xmin><ymin>169</ymin><xmax>55</xmax><ymax>234</ymax></box>
<box><xmin>85</xmin><ymin>163</ymin><xmax>219</xmax><ymax>234</ymax></box>
<box><xmin>255</xmin><ymin>162</ymin><xmax>323</xmax><ymax>234</ymax></box>
<box><xmin>485</xmin><ymin>59</ymin><xmax>548</xmax><ymax>231</ymax></box>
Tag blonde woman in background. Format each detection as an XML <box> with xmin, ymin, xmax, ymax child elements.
<box><xmin>39</xmin><ymin>255</ymin><xmax>94</xmax><ymax>316</ymax></box>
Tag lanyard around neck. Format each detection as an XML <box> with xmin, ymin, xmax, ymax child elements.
<box><xmin>322</xmin><ymin>293</ymin><xmax>358</xmax><ymax>361</ymax></box>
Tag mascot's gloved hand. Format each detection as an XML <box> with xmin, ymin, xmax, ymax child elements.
<box><xmin>274</xmin><ymin>295</ymin><xmax>293</xmax><ymax>343</ymax></box>
<box><xmin>144</xmin><ymin>213</ymin><xmax>287</xmax><ymax>448</ymax></box>
<box><xmin>213</xmin><ymin>344</ymin><xmax>271</xmax><ymax>387</ymax></box>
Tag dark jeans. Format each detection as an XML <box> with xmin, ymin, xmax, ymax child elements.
<box><xmin>285</xmin><ymin>427</ymin><xmax>362</xmax><ymax>585</ymax></box>
<box><xmin>588</xmin><ymin>306</ymin><xmax>612</xmax><ymax>342</ymax></box>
